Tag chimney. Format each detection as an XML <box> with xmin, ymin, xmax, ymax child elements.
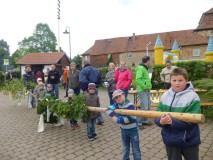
<box><xmin>133</xmin><ymin>33</ymin><xmax>136</xmax><ymax>42</ymax></box>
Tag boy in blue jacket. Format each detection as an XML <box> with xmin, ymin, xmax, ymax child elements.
<box><xmin>154</xmin><ymin>67</ymin><xmax>201</xmax><ymax>160</ymax></box>
<box><xmin>106</xmin><ymin>89</ymin><xmax>141</xmax><ymax>160</ymax></box>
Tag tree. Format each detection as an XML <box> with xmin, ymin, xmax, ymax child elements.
<box><xmin>71</xmin><ymin>54</ymin><xmax>82</xmax><ymax>70</ymax></box>
<box><xmin>0</xmin><ymin>39</ymin><xmax>13</xmax><ymax>71</ymax></box>
<box><xmin>106</xmin><ymin>54</ymin><xmax>113</xmax><ymax>66</ymax></box>
<box><xmin>12</xmin><ymin>23</ymin><xmax>58</xmax><ymax>65</ymax></box>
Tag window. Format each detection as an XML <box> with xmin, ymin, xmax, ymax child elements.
<box><xmin>85</xmin><ymin>56</ymin><xmax>88</xmax><ymax>60</ymax></box>
<box><xmin>108</xmin><ymin>54</ymin><xmax>111</xmax><ymax>59</ymax></box>
<box><xmin>193</xmin><ymin>49</ymin><xmax>200</xmax><ymax>56</ymax></box>
<box><xmin>127</xmin><ymin>52</ymin><xmax>132</xmax><ymax>59</ymax></box>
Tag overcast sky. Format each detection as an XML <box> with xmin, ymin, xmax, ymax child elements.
<box><xmin>0</xmin><ymin>0</ymin><xmax>212</xmax><ymax>58</ymax></box>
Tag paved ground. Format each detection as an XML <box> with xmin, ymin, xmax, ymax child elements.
<box><xmin>0</xmin><ymin>89</ymin><xmax>213</xmax><ymax>160</ymax></box>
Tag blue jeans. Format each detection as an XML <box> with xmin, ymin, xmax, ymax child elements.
<box><xmin>108</xmin><ymin>91</ymin><xmax>114</xmax><ymax>105</ymax></box>
<box><xmin>87</xmin><ymin>118</ymin><xmax>96</xmax><ymax>138</ymax></box>
<box><xmin>137</xmin><ymin>90</ymin><xmax>151</xmax><ymax>124</ymax></box>
<box><xmin>121</xmin><ymin>129</ymin><xmax>142</xmax><ymax>160</ymax></box>
<box><xmin>52</xmin><ymin>84</ymin><xmax>59</xmax><ymax>98</ymax></box>
<box><xmin>122</xmin><ymin>89</ymin><xmax>129</xmax><ymax>98</ymax></box>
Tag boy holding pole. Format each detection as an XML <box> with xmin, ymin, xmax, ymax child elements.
<box><xmin>106</xmin><ymin>89</ymin><xmax>141</xmax><ymax>160</ymax></box>
<box><xmin>154</xmin><ymin>67</ymin><xmax>201</xmax><ymax>160</ymax></box>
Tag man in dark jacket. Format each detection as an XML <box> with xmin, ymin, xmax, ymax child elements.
<box><xmin>23</xmin><ymin>65</ymin><xmax>36</xmax><ymax>108</ymax></box>
<box><xmin>47</xmin><ymin>64</ymin><xmax>61</xmax><ymax>98</ymax></box>
<box><xmin>79</xmin><ymin>60</ymin><xmax>101</xmax><ymax>93</ymax></box>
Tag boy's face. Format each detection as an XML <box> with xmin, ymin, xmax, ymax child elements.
<box><xmin>68</xmin><ymin>93</ymin><xmax>73</xmax><ymax>97</ymax></box>
<box><xmin>47</xmin><ymin>87</ymin><xmax>52</xmax><ymax>91</ymax></box>
<box><xmin>88</xmin><ymin>88</ymin><xmax>96</xmax><ymax>94</ymax></box>
<box><xmin>171</xmin><ymin>75</ymin><xmax>187</xmax><ymax>92</ymax></box>
<box><xmin>113</xmin><ymin>93</ymin><xmax>125</xmax><ymax>104</ymax></box>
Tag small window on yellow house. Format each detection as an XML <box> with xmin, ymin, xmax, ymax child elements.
<box><xmin>127</xmin><ymin>52</ymin><xmax>132</xmax><ymax>59</ymax></box>
<box><xmin>193</xmin><ymin>49</ymin><xmax>200</xmax><ymax>57</ymax></box>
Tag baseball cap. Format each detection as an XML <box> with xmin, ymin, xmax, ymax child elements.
<box><xmin>37</xmin><ymin>78</ymin><xmax>42</xmax><ymax>82</ymax></box>
<box><xmin>68</xmin><ymin>89</ymin><xmax>74</xmax><ymax>94</ymax></box>
<box><xmin>112</xmin><ymin>90</ymin><xmax>124</xmax><ymax>99</ymax></box>
<box><xmin>88</xmin><ymin>83</ymin><xmax>96</xmax><ymax>90</ymax></box>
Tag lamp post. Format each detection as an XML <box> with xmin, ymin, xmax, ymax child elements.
<box><xmin>63</xmin><ymin>26</ymin><xmax>71</xmax><ymax>62</ymax></box>
<box><xmin>146</xmin><ymin>41</ymin><xmax>151</xmax><ymax>56</ymax></box>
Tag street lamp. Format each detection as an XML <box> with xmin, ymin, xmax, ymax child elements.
<box><xmin>146</xmin><ymin>41</ymin><xmax>151</xmax><ymax>56</ymax></box>
<box><xmin>63</xmin><ymin>26</ymin><xmax>71</xmax><ymax>62</ymax></box>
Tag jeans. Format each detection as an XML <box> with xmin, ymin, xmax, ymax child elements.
<box><xmin>108</xmin><ymin>91</ymin><xmax>114</xmax><ymax>105</ymax></box>
<box><xmin>87</xmin><ymin>118</ymin><xmax>96</xmax><ymax>138</ymax></box>
<box><xmin>96</xmin><ymin>114</ymin><xmax>104</xmax><ymax>122</ymax></box>
<box><xmin>121</xmin><ymin>129</ymin><xmax>142</xmax><ymax>160</ymax></box>
<box><xmin>52</xmin><ymin>84</ymin><xmax>59</xmax><ymax>98</ymax></box>
<box><xmin>122</xmin><ymin>89</ymin><xmax>129</xmax><ymax>98</ymax></box>
<box><xmin>137</xmin><ymin>90</ymin><xmax>151</xmax><ymax>124</ymax></box>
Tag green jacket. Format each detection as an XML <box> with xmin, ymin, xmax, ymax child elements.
<box><xmin>136</xmin><ymin>64</ymin><xmax>152</xmax><ymax>92</ymax></box>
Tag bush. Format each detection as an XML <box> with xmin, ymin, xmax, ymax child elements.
<box><xmin>0</xmin><ymin>71</ymin><xmax>5</xmax><ymax>88</ymax></box>
<box><xmin>193</xmin><ymin>78</ymin><xmax>213</xmax><ymax>102</ymax></box>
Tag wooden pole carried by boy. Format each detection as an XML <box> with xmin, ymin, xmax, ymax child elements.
<box><xmin>87</xmin><ymin>106</ymin><xmax>205</xmax><ymax>124</ymax></box>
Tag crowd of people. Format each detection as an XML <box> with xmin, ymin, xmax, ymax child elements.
<box><xmin>13</xmin><ymin>57</ymin><xmax>200</xmax><ymax>160</ymax></box>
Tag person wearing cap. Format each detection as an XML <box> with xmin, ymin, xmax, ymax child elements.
<box><xmin>66</xmin><ymin>89</ymin><xmax>80</xmax><ymax>130</ymax></box>
<box><xmin>106</xmin><ymin>89</ymin><xmax>142</xmax><ymax>160</ymax></box>
<box><xmin>160</xmin><ymin>60</ymin><xmax>177</xmax><ymax>89</ymax></box>
<box><xmin>136</xmin><ymin>56</ymin><xmax>152</xmax><ymax>128</ymax></box>
<box><xmin>114</xmin><ymin>60</ymin><xmax>132</xmax><ymax>98</ymax></box>
<box><xmin>45</xmin><ymin>84</ymin><xmax>55</xmax><ymax>97</ymax></box>
<box><xmin>84</xmin><ymin>83</ymin><xmax>100</xmax><ymax>140</ymax></box>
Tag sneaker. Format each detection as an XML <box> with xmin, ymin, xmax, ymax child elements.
<box><xmin>54</xmin><ymin>123</ymin><xmax>62</xmax><ymax>127</ymax></box>
<box><xmin>142</xmin><ymin>121</ymin><xmax>153</xmax><ymax>126</ymax></box>
<box><xmin>97</xmin><ymin>121</ymin><xmax>103</xmax><ymax>125</ymax></box>
<box><xmin>88</xmin><ymin>137</ymin><xmax>94</xmax><ymax>141</ymax></box>
<box><xmin>70</xmin><ymin>124</ymin><xmax>75</xmax><ymax>130</ymax></box>
<box><xmin>92</xmin><ymin>133</ymin><xmax>97</xmax><ymax>139</ymax></box>
<box><xmin>138</xmin><ymin>125</ymin><xmax>145</xmax><ymax>130</ymax></box>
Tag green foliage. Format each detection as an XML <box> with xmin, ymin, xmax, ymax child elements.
<box><xmin>71</xmin><ymin>54</ymin><xmax>82</xmax><ymax>70</ymax></box>
<box><xmin>12</xmin><ymin>23</ymin><xmax>58</xmax><ymax>65</ymax></box>
<box><xmin>151</xmin><ymin>61</ymin><xmax>213</xmax><ymax>89</ymax></box>
<box><xmin>0</xmin><ymin>71</ymin><xmax>5</xmax><ymax>88</ymax></box>
<box><xmin>193</xmin><ymin>78</ymin><xmax>213</xmax><ymax>101</ymax></box>
<box><xmin>25</xmin><ymin>81</ymin><xmax>36</xmax><ymax>90</ymax></box>
<box><xmin>50</xmin><ymin>94</ymin><xmax>87</xmax><ymax>120</ymax></box>
<box><xmin>37</xmin><ymin>94</ymin><xmax>88</xmax><ymax>121</ymax></box>
<box><xmin>151</xmin><ymin>65</ymin><xmax>165</xmax><ymax>89</ymax></box>
<box><xmin>37</xmin><ymin>95</ymin><xmax>58</xmax><ymax>123</ymax></box>
<box><xmin>106</xmin><ymin>54</ymin><xmax>113</xmax><ymax>66</ymax></box>
<box><xmin>98</xmin><ymin>67</ymin><xmax>108</xmax><ymax>83</ymax></box>
<box><xmin>1</xmin><ymin>78</ymin><xmax>25</xmax><ymax>100</ymax></box>
<box><xmin>0</xmin><ymin>39</ymin><xmax>14</xmax><ymax>71</ymax></box>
